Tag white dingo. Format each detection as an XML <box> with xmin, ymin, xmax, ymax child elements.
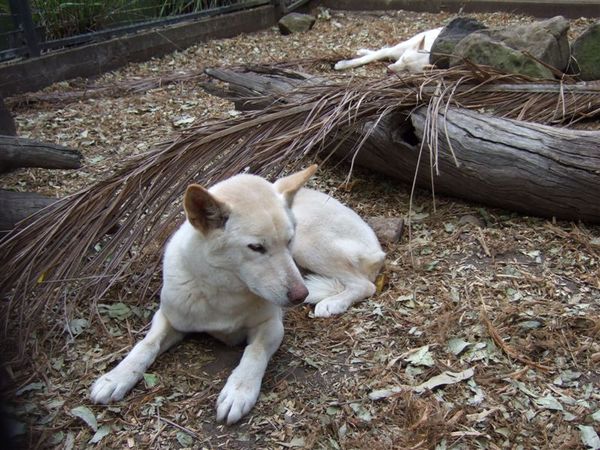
<box><xmin>335</xmin><ymin>27</ymin><xmax>443</xmax><ymax>73</ymax></box>
<box><xmin>90</xmin><ymin>165</ymin><xmax>384</xmax><ymax>424</ymax></box>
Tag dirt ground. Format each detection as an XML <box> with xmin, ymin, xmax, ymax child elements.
<box><xmin>2</xmin><ymin>7</ymin><xmax>600</xmax><ymax>450</ymax></box>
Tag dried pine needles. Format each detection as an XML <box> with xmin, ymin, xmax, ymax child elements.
<box><xmin>2</xmin><ymin>64</ymin><xmax>600</xmax><ymax>359</ymax></box>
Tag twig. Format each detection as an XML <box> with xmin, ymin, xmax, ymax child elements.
<box><xmin>159</xmin><ymin>416</ymin><xmax>200</xmax><ymax>440</ymax></box>
<box><xmin>477</xmin><ymin>228</ymin><xmax>491</xmax><ymax>257</ymax></box>
<box><xmin>479</xmin><ymin>293</ymin><xmax>551</xmax><ymax>372</ymax></box>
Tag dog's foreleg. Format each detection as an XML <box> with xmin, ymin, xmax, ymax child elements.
<box><xmin>216</xmin><ymin>318</ymin><xmax>284</xmax><ymax>425</ymax></box>
<box><xmin>356</xmin><ymin>48</ymin><xmax>375</xmax><ymax>56</ymax></box>
<box><xmin>90</xmin><ymin>308</ymin><xmax>183</xmax><ymax>403</ymax></box>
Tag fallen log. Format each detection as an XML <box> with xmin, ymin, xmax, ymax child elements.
<box><xmin>0</xmin><ymin>135</ymin><xmax>82</xmax><ymax>173</ymax></box>
<box><xmin>0</xmin><ymin>190</ymin><xmax>57</xmax><ymax>235</ymax></box>
<box><xmin>204</xmin><ymin>67</ymin><xmax>600</xmax><ymax>223</ymax></box>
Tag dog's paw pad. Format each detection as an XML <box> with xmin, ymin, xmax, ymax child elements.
<box><xmin>90</xmin><ymin>372</ymin><xmax>136</xmax><ymax>404</ymax></box>
<box><xmin>216</xmin><ymin>380</ymin><xmax>260</xmax><ymax>425</ymax></box>
<box><xmin>313</xmin><ymin>300</ymin><xmax>349</xmax><ymax>318</ymax></box>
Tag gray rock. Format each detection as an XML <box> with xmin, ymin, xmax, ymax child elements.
<box><xmin>365</xmin><ymin>216</ymin><xmax>404</xmax><ymax>245</ymax></box>
<box><xmin>488</xmin><ymin>16</ymin><xmax>570</xmax><ymax>72</ymax></box>
<box><xmin>458</xmin><ymin>214</ymin><xmax>486</xmax><ymax>228</ymax></box>
<box><xmin>278</xmin><ymin>13</ymin><xmax>316</xmax><ymax>35</ymax></box>
<box><xmin>430</xmin><ymin>17</ymin><xmax>487</xmax><ymax>69</ymax></box>
<box><xmin>570</xmin><ymin>22</ymin><xmax>600</xmax><ymax>80</ymax></box>
<box><xmin>451</xmin><ymin>16</ymin><xmax>570</xmax><ymax>77</ymax></box>
<box><xmin>452</xmin><ymin>33</ymin><xmax>555</xmax><ymax>79</ymax></box>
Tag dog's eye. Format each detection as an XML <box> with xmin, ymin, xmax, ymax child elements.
<box><xmin>247</xmin><ymin>243</ymin><xmax>266</xmax><ymax>254</ymax></box>
<box><xmin>287</xmin><ymin>238</ymin><xmax>293</xmax><ymax>247</ymax></box>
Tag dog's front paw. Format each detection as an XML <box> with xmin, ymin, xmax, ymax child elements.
<box><xmin>314</xmin><ymin>299</ymin><xmax>350</xmax><ymax>318</ymax></box>
<box><xmin>90</xmin><ymin>369</ymin><xmax>139</xmax><ymax>404</ymax></box>
<box><xmin>216</xmin><ymin>376</ymin><xmax>261</xmax><ymax>425</ymax></box>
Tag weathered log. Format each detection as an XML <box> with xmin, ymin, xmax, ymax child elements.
<box><xmin>203</xmin><ymin>67</ymin><xmax>316</xmax><ymax>111</ymax></box>
<box><xmin>204</xmin><ymin>67</ymin><xmax>600</xmax><ymax>223</ymax></box>
<box><xmin>0</xmin><ymin>190</ymin><xmax>57</xmax><ymax>235</ymax></box>
<box><xmin>0</xmin><ymin>97</ymin><xmax>17</xmax><ymax>136</ymax></box>
<box><xmin>387</xmin><ymin>108</ymin><xmax>600</xmax><ymax>221</ymax></box>
<box><xmin>0</xmin><ymin>135</ymin><xmax>82</xmax><ymax>173</ymax></box>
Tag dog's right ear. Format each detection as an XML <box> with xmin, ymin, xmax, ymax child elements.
<box><xmin>184</xmin><ymin>184</ymin><xmax>229</xmax><ymax>235</ymax></box>
<box><xmin>274</xmin><ymin>164</ymin><xmax>318</xmax><ymax>208</ymax></box>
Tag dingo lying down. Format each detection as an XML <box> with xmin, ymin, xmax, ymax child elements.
<box><xmin>90</xmin><ymin>166</ymin><xmax>385</xmax><ymax>424</ymax></box>
<box><xmin>334</xmin><ymin>27</ymin><xmax>442</xmax><ymax>73</ymax></box>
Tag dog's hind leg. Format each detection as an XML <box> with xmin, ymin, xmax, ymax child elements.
<box><xmin>90</xmin><ymin>308</ymin><xmax>183</xmax><ymax>404</ymax></box>
<box><xmin>334</xmin><ymin>45</ymin><xmax>404</xmax><ymax>70</ymax></box>
<box><xmin>309</xmin><ymin>275</ymin><xmax>376</xmax><ymax>318</ymax></box>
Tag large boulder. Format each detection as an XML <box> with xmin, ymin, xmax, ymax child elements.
<box><xmin>278</xmin><ymin>13</ymin><xmax>316</xmax><ymax>35</ymax></box>
<box><xmin>430</xmin><ymin>17</ymin><xmax>487</xmax><ymax>69</ymax></box>
<box><xmin>570</xmin><ymin>22</ymin><xmax>600</xmax><ymax>80</ymax></box>
<box><xmin>452</xmin><ymin>34</ymin><xmax>555</xmax><ymax>79</ymax></box>
<box><xmin>451</xmin><ymin>16</ymin><xmax>570</xmax><ymax>77</ymax></box>
<box><xmin>489</xmin><ymin>16</ymin><xmax>570</xmax><ymax>71</ymax></box>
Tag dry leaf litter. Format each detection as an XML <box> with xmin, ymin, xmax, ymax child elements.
<box><xmin>2</xmin><ymin>9</ymin><xmax>599</xmax><ymax>450</ymax></box>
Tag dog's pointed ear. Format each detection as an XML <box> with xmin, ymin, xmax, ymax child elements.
<box><xmin>274</xmin><ymin>164</ymin><xmax>318</xmax><ymax>208</ymax></box>
<box><xmin>184</xmin><ymin>184</ymin><xmax>229</xmax><ymax>234</ymax></box>
<box><xmin>417</xmin><ymin>35</ymin><xmax>426</xmax><ymax>51</ymax></box>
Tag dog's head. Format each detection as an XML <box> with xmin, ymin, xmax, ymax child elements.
<box><xmin>183</xmin><ymin>165</ymin><xmax>317</xmax><ymax>307</ymax></box>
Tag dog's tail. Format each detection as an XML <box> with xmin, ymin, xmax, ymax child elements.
<box><xmin>304</xmin><ymin>275</ymin><xmax>345</xmax><ymax>304</ymax></box>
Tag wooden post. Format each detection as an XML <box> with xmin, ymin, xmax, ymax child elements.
<box><xmin>0</xmin><ymin>97</ymin><xmax>17</xmax><ymax>136</ymax></box>
<box><xmin>11</xmin><ymin>0</ymin><xmax>40</xmax><ymax>58</ymax></box>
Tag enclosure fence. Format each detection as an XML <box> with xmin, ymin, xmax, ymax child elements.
<box><xmin>0</xmin><ymin>0</ymin><xmax>307</xmax><ymax>63</ymax></box>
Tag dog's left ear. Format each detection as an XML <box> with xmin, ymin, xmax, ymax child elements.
<box><xmin>274</xmin><ymin>164</ymin><xmax>318</xmax><ymax>208</ymax></box>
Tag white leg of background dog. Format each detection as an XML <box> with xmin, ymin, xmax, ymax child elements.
<box><xmin>216</xmin><ymin>318</ymin><xmax>284</xmax><ymax>425</ymax></box>
<box><xmin>355</xmin><ymin>48</ymin><xmax>374</xmax><ymax>56</ymax></box>
<box><xmin>334</xmin><ymin>45</ymin><xmax>404</xmax><ymax>70</ymax></box>
<box><xmin>90</xmin><ymin>309</ymin><xmax>184</xmax><ymax>403</ymax></box>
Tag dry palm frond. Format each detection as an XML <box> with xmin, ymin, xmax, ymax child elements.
<box><xmin>2</xmin><ymin>63</ymin><xmax>600</xmax><ymax>360</ymax></box>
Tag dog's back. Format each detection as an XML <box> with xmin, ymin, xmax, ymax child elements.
<box><xmin>291</xmin><ymin>188</ymin><xmax>385</xmax><ymax>317</ymax></box>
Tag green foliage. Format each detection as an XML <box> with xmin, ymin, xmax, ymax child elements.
<box><xmin>30</xmin><ymin>0</ymin><xmax>239</xmax><ymax>39</ymax></box>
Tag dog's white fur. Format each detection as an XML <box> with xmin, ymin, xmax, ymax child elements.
<box><xmin>90</xmin><ymin>166</ymin><xmax>384</xmax><ymax>424</ymax></box>
<box><xmin>334</xmin><ymin>27</ymin><xmax>442</xmax><ymax>73</ymax></box>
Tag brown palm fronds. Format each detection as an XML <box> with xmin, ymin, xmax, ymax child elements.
<box><xmin>2</xmin><ymin>64</ymin><xmax>600</xmax><ymax>358</ymax></box>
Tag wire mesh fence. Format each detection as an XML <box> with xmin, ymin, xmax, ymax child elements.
<box><xmin>0</xmin><ymin>0</ymin><xmax>292</xmax><ymax>62</ymax></box>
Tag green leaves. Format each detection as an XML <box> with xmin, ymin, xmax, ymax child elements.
<box><xmin>98</xmin><ymin>302</ymin><xmax>132</xmax><ymax>321</ymax></box>
<box><xmin>70</xmin><ymin>406</ymin><xmax>113</xmax><ymax>444</ymax></box>
<box><xmin>143</xmin><ymin>373</ymin><xmax>159</xmax><ymax>388</ymax></box>
<box><xmin>70</xmin><ymin>406</ymin><xmax>97</xmax><ymax>431</ymax></box>
<box><xmin>403</xmin><ymin>345</ymin><xmax>435</xmax><ymax>367</ymax></box>
<box><xmin>579</xmin><ymin>425</ymin><xmax>600</xmax><ymax>449</ymax></box>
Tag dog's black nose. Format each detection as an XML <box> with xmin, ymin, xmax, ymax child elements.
<box><xmin>287</xmin><ymin>284</ymin><xmax>309</xmax><ymax>305</ymax></box>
